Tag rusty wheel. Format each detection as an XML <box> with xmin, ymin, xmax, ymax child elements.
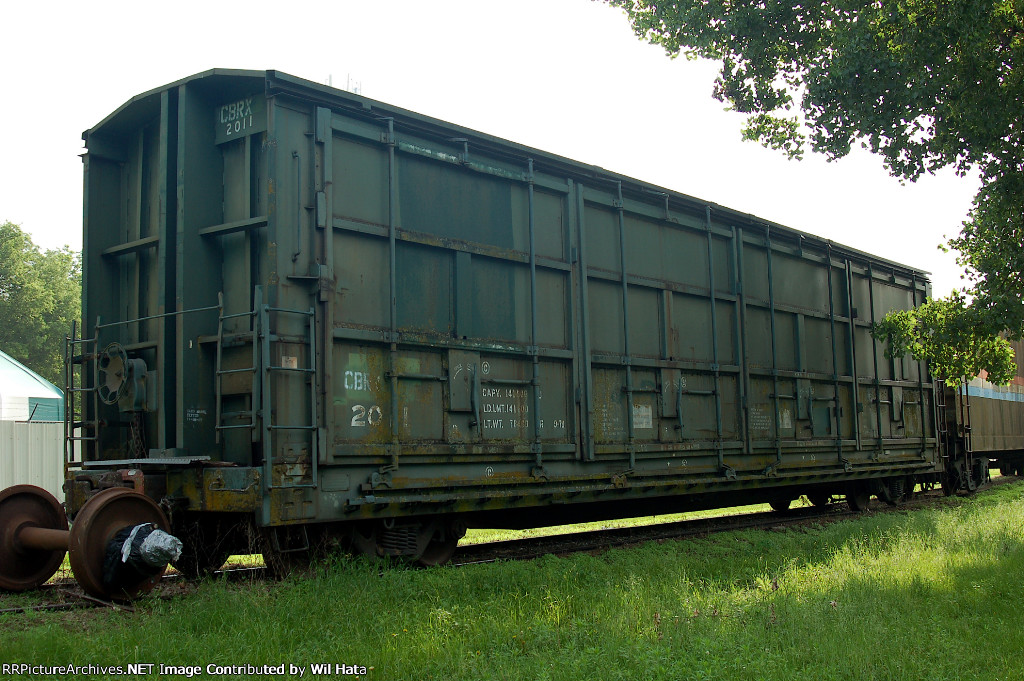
<box><xmin>846</xmin><ymin>483</ymin><xmax>871</xmax><ymax>512</ymax></box>
<box><xmin>347</xmin><ymin>522</ymin><xmax>382</xmax><ymax>558</ymax></box>
<box><xmin>0</xmin><ymin>485</ymin><xmax>68</xmax><ymax>592</ymax></box>
<box><xmin>416</xmin><ymin>536</ymin><xmax>459</xmax><ymax>567</ymax></box>
<box><xmin>68</xmin><ymin>487</ymin><xmax>169</xmax><ymax>601</ymax></box>
<box><xmin>416</xmin><ymin>519</ymin><xmax>466</xmax><ymax>567</ymax></box>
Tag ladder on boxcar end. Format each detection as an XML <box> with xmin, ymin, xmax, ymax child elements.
<box><xmin>213</xmin><ymin>289</ymin><xmax>319</xmax><ymax>490</ymax></box>
<box><xmin>64</xmin><ymin>320</ymin><xmax>99</xmax><ymax>468</ymax></box>
<box><xmin>213</xmin><ymin>291</ymin><xmax>261</xmax><ymax>445</ymax></box>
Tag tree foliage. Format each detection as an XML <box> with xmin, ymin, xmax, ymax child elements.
<box><xmin>607</xmin><ymin>0</ymin><xmax>1024</xmax><ymax>383</ymax></box>
<box><xmin>0</xmin><ymin>220</ymin><xmax>81</xmax><ymax>386</ymax></box>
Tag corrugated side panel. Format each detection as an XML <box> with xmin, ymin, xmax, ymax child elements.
<box><xmin>323</xmin><ymin>111</ymin><xmax>575</xmax><ymax>465</ymax></box>
<box><xmin>0</xmin><ymin>396</ymin><xmax>28</xmax><ymax>421</ymax></box>
<box><xmin>961</xmin><ymin>338</ymin><xmax>1024</xmax><ymax>452</ymax></box>
<box><xmin>0</xmin><ymin>421</ymin><xmax>65</xmax><ymax>501</ymax></box>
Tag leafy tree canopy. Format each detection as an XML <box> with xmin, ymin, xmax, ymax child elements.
<box><xmin>0</xmin><ymin>220</ymin><xmax>81</xmax><ymax>386</ymax></box>
<box><xmin>607</xmin><ymin>0</ymin><xmax>1023</xmax><ymax>384</ymax></box>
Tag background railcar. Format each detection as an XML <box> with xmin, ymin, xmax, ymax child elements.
<box><xmin>944</xmin><ymin>338</ymin><xmax>1024</xmax><ymax>481</ymax></box>
<box><xmin>61</xmin><ymin>69</ymin><xmax>943</xmax><ymax>570</ymax></box>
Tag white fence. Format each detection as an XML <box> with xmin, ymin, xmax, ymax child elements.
<box><xmin>0</xmin><ymin>420</ymin><xmax>65</xmax><ymax>502</ymax></box>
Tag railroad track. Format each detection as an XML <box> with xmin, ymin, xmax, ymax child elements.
<box><xmin>0</xmin><ymin>485</ymin><xmax>968</xmax><ymax>616</ymax></box>
<box><xmin>451</xmin><ymin>503</ymin><xmax>850</xmax><ymax>566</ymax></box>
<box><xmin>449</xmin><ymin>485</ymin><xmax>953</xmax><ymax>566</ymax></box>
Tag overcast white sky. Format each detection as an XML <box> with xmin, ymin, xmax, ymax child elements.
<box><xmin>1</xmin><ymin>0</ymin><xmax>977</xmax><ymax>297</ymax></box>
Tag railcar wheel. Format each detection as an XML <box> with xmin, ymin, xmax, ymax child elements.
<box><xmin>768</xmin><ymin>498</ymin><xmax>793</xmax><ymax>513</ymax></box>
<box><xmin>806</xmin><ymin>492</ymin><xmax>831</xmax><ymax>507</ymax></box>
<box><xmin>941</xmin><ymin>471</ymin><xmax>956</xmax><ymax>496</ymax></box>
<box><xmin>416</xmin><ymin>536</ymin><xmax>459</xmax><ymax>567</ymax></box>
<box><xmin>903</xmin><ymin>475</ymin><xmax>916</xmax><ymax>501</ymax></box>
<box><xmin>846</xmin><ymin>483</ymin><xmax>871</xmax><ymax>512</ymax></box>
<box><xmin>347</xmin><ymin>522</ymin><xmax>382</xmax><ymax>558</ymax></box>
<box><xmin>0</xmin><ymin>485</ymin><xmax>68</xmax><ymax>592</ymax></box>
<box><xmin>68</xmin><ymin>488</ymin><xmax>170</xmax><ymax>601</ymax></box>
<box><xmin>415</xmin><ymin>520</ymin><xmax>466</xmax><ymax>567</ymax></box>
<box><xmin>965</xmin><ymin>458</ymin><xmax>986</xmax><ymax>493</ymax></box>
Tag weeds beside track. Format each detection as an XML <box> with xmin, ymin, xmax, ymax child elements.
<box><xmin>0</xmin><ymin>483</ymin><xmax>978</xmax><ymax>615</ymax></box>
<box><xmin>2</xmin><ymin>480</ymin><xmax>1022</xmax><ymax>680</ymax></box>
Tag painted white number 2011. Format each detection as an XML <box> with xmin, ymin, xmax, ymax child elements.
<box><xmin>351</xmin><ymin>404</ymin><xmax>383</xmax><ymax>427</ymax></box>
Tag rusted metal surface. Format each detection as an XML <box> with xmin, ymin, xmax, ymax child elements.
<box><xmin>67</xmin><ymin>487</ymin><xmax>171</xmax><ymax>602</ymax></box>
<box><xmin>0</xmin><ymin>485</ymin><xmax>68</xmax><ymax>591</ymax></box>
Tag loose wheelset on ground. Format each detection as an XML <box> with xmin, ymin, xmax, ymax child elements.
<box><xmin>0</xmin><ymin>485</ymin><xmax>68</xmax><ymax>592</ymax></box>
<box><xmin>0</xmin><ymin>485</ymin><xmax>179</xmax><ymax>601</ymax></box>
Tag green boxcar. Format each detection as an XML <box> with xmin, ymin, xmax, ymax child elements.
<box><xmin>66</xmin><ymin>69</ymin><xmax>941</xmax><ymax>566</ymax></box>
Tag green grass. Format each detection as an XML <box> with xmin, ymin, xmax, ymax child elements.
<box><xmin>4</xmin><ymin>481</ymin><xmax>1023</xmax><ymax>680</ymax></box>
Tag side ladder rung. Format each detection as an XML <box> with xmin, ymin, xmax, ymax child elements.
<box><xmin>266</xmin><ymin>307</ymin><xmax>314</xmax><ymax>316</ymax></box>
<box><xmin>267</xmin><ymin>366</ymin><xmax>315</xmax><ymax>374</ymax></box>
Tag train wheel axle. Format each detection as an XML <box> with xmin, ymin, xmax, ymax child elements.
<box><xmin>0</xmin><ymin>485</ymin><xmax>69</xmax><ymax>592</ymax></box>
<box><xmin>0</xmin><ymin>485</ymin><xmax>179</xmax><ymax>602</ymax></box>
